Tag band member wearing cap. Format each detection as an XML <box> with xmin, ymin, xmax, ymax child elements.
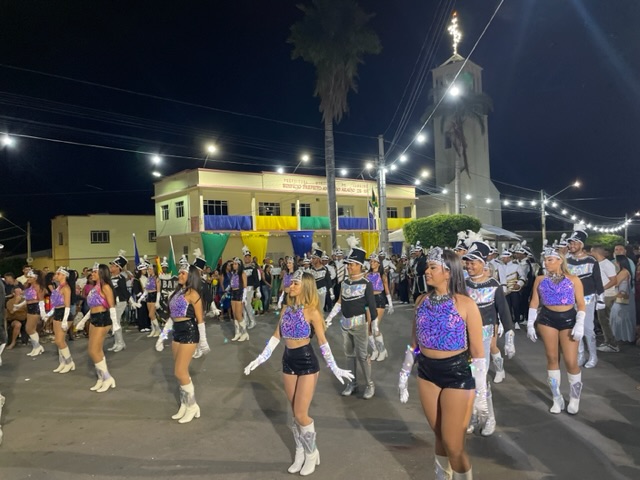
<box><xmin>242</xmin><ymin>246</ymin><xmax>260</xmax><ymax>330</ymax></box>
<box><xmin>277</xmin><ymin>256</ymin><xmax>296</xmax><ymax>311</ymax></box>
<box><xmin>131</xmin><ymin>263</ymin><xmax>151</xmax><ymax>332</ymax></box>
<box><xmin>75</xmin><ymin>264</ymin><xmax>119</xmax><ymax>393</ymax></box>
<box><xmin>143</xmin><ymin>262</ymin><xmax>161</xmax><ymax>338</ymax></box>
<box><xmin>565</xmin><ymin>226</ymin><xmax>604</xmax><ymax>368</ymax></box>
<box><xmin>47</xmin><ymin>267</ymin><xmax>76</xmax><ymax>374</ymax></box>
<box><xmin>463</xmin><ymin>241</ymin><xmax>515</xmax><ymax>436</ymax></box>
<box><xmin>527</xmin><ymin>246</ymin><xmax>586</xmax><ymax>414</ymax></box>
<box><xmin>325</xmin><ymin>236</ymin><xmax>378</xmax><ymax>399</ymax></box>
<box><xmin>244</xmin><ymin>270</ymin><xmax>353</xmax><ymax>475</ymax></box>
<box><xmin>496</xmin><ymin>246</ymin><xmax>526</xmax><ymax>329</ymax></box>
<box><xmin>310</xmin><ymin>243</ymin><xmax>333</xmax><ymax>315</ymax></box>
<box><xmin>155</xmin><ymin>264</ymin><xmax>204</xmax><ymax>423</ymax></box>
<box><xmin>108</xmin><ymin>251</ymin><xmax>130</xmax><ymax>353</ymax></box>
<box><xmin>366</xmin><ymin>254</ymin><xmax>394</xmax><ymax>362</ymax></box>
<box><xmin>23</xmin><ymin>269</ymin><xmax>47</xmax><ymax>357</ymax></box>
<box><xmin>397</xmin><ymin>247</ymin><xmax>486</xmax><ymax>480</ymax></box>
<box><xmin>230</xmin><ymin>258</ymin><xmax>249</xmax><ymax>342</ymax></box>
<box><xmin>410</xmin><ymin>242</ymin><xmax>427</xmax><ymax>301</ymax></box>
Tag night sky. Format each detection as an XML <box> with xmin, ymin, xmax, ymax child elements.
<box><xmin>1</xmin><ymin>0</ymin><xmax>640</xmax><ymax>253</ymax></box>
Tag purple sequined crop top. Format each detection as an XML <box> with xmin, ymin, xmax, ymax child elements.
<box><xmin>282</xmin><ymin>272</ymin><xmax>293</xmax><ymax>288</ymax></box>
<box><xmin>280</xmin><ymin>305</ymin><xmax>310</xmax><ymax>339</ymax></box>
<box><xmin>169</xmin><ymin>290</ymin><xmax>195</xmax><ymax>318</ymax></box>
<box><xmin>367</xmin><ymin>272</ymin><xmax>383</xmax><ymax>292</ymax></box>
<box><xmin>87</xmin><ymin>287</ymin><xmax>108</xmax><ymax>309</ymax></box>
<box><xmin>146</xmin><ymin>276</ymin><xmax>157</xmax><ymax>291</ymax></box>
<box><xmin>230</xmin><ymin>273</ymin><xmax>240</xmax><ymax>289</ymax></box>
<box><xmin>538</xmin><ymin>276</ymin><xmax>574</xmax><ymax>306</ymax></box>
<box><xmin>416</xmin><ymin>296</ymin><xmax>468</xmax><ymax>351</ymax></box>
<box><xmin>24</xmin><ymin>286</ymin><xmax>37</xmax><ymax>301</ymax></box>
<box><xmin>50</xmin><ymin>288</ymin><xmax>65</xmax><ymax>308</ymax></box>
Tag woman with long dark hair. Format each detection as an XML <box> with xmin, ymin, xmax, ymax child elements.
<box><xmin>397</xmin><ymin>248</ymin><xmax>486</xmax><ymax>479</ymax></box>
<box><xmin>23</xmin><ymin>269</ymin><xmax>47</xmax><ymax>357</ymax></box>
<box><xmin>527</xmin><ymin>247</ymin><xmax>586</xmax><ymax>414</ymax></box>
<box><xmin>276</xmin><ymin>256</ymin><xmax>296</xmax><ymax>311</ymax></box>
<box><xmin>244</xmin><ymin>271</ymin><xmax>353</xmax><ymax>475</ymax></box>
<box><xmin>366</xmin><ymin>254</ymin><xmax>394</xmax><ymax>362</ymax></box>
<box><xmin>76</xmin><ymin>264</ymin><xmax>119</xmax><ymax>393</ymax></box>
<box><xmin>143</xmin><ymin>263</ymin><xmax>161</xmax><ymax>337</ymax></box>
<box><xmin>156</xmin><ymin>264</ymin><xmax>204</xmax><ymax>423</ymax></box>
<box><xmin>230</xmin><ymin>258</ymin><xmax>249</xmax><ymax>342</ymax></box>
<box><xmin>48</xmin><ymin>267</ymin><xmax>76</xmax><ymax>373</ymax></box>
<box><xmin>610</xmin><ymin>255</ymin><xmax>635</xmax><ymax>343</ymax></box>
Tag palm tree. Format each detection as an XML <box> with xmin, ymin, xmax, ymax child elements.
<box><xmin>288</xmin><ymin>0</ymin><xmax>381</xmax><ymax>249</ymax></box>
<box><xmin>423</xmin><ymin>86</ymin><xmax>493</xmax><ymax>213</ymax></box>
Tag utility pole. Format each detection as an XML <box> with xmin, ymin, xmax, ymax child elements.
<box><xmin>624</xmin><ymin>213</ymin><xmax>628</xmax><ymax>244</ymax></box>
<box><xmin>540</xmin><ymin>189</ymin><xmax>546</xmax><ymax>245</ymax></box>
<box><xmin>27</xmin><ymin>221</ymin><xmax>32</xmax><ymax>261</ymax></box>
<box><xmin>377</xmin><ymin>135</ymin><xmax>388</xmax><ymax>253</ymax></box>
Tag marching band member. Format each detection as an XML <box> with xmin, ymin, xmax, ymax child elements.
<box><xmin>366</xmin><ymin>253</ymin><xmax>394</xmax><ymax>362</ymax></box>
<box><xmin>107</xmin><ymin>250</ymin><xmax>130</xmax><ymax>352</ymax></box>
<box><xmin>48</xmin><ymin>267</ymin><xmax>75</xmax><ymax>373</ymax></box>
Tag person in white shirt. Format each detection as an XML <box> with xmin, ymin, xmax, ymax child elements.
<box><xmin>591</xmin><ymin>246</ymin><xmax>618</xmax><ymax>352</ymax></box>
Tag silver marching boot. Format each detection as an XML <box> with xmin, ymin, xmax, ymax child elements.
<box><xmin>375</xmin><ymin>334</ymin><xmax>387</xmax><ymax>361</ymax></box>
<box><xmin>368</xmin><ymin>335</ymin><xmax>378</xmax><ymax>361</ymax></box>
<box><xmin>288</xmin><ymin>419</ymin><xmax>305</xmax><ymax>474</ymax></box>
<box><xmin>299</xmin><ymin>421</ymin><xmax>320</xmax><ymax>476</ymax></box>
<box><xmin>231</xmin><ymin>321</ymin><xmax>241</xmax><ymax>341</ymax></box>
<box><xmin>584</xmin><ymin>336</ymin><xmax>598</xmax><ymax>368</ymax></box>
<box><xmin>171</xmin><ymin>388</ymin><xmax>187</xmax><ymax>420</ymax></box>
<box><xmin>567</xmin><ymin>372</ymin><xmax>583</xmax><ymax>414</ymax></box>
<box><xmin>178</xmin><ymin>382</ymin><xmax>200</xmax><ymax>424</ymax></box>
<box><xmin>547</xmin><ymin>370</ymin><xmax>565</xmax><ymax>414</ymax></box>
<box><xmin>435</xmin><ymin>454</ymin><xmax>453</xmax><ymax>480</ymax></box>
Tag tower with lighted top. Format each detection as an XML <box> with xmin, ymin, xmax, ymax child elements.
<box><xmin>430</xmin><ymin>12</ymin><xmax>502</xmax><ymax>226</ymax></box>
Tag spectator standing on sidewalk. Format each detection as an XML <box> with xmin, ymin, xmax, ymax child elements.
<box><xmin>591</xmin><ymin>246</ymin><xmax>618</xmax><ymax>352</ymax></box>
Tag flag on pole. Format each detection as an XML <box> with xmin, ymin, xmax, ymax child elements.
<box><xmin>155</xmin><ymin>255</ymin><xmax>163</xmax><ymax>275</ymax></box>
<box><xmin>371</xmin><ymin>188</ymin><xmax>378</xmax><ymax>208</ymax></box>
<box><xmin>132</xmin><ymin>233</ymin><xmax>141</xmax><ymax>266</ymax></box>
<box><xmin>167</xmin><ymin>236</ymin><xmax>178</xmax><ymax>276</ymax></box>
<box><xmin>368</xmin><ymin>199</ymin><xmax>375</xmax><ymax>231</ymax></box>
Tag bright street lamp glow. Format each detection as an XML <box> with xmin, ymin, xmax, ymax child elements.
<box><xmin>416</xmin><ymin>133</ymin><xmax>427</xmax><ymax>144</ymax></box>
<box><xmin>301</xmin><ymin>154</ymin><xmax>310</xmax><ymax>162</ymax></box>
<box><xmin>587</xmin><ymin>223</ymin><xmax>592</xmax><ymax>228</ymax></box>
<box><xmin>152</xmin><ymin>155</ymin><xmax>161</xmax><ymax>164</ymax></box>
<box><xmin>152</xmin><ymin>171</ymin><xmax>162</xmax><ymax>178</ymax></box>
<box><xmin>442</xmin><ymin>189</ymin><xmax>448</xmax><ymax>194</ymax></box>
<box><xmin>399</xmin><ymin>154</ymin><xmax>408</xmax><ymax>163</ymax></box>
<box><xmin>365</xmin><ymin>162</ymin><xmax>373</xmax><ymax>170</ymax></box>
<box><xmin>465</xmin><ymin>194</ymin><xmax>472</xmax><ymax>200</ymax></box>
<box><xmin>573</xmin><ymin>180</ymin><xmax>581</xmax><ymax>188</ymax></box>
<box><xmin>561</xmin><ymin>209</ymin><xmax>568</xmax><ymax>215</ymax></box>
<box><xmin>340</xmin><ymin>168</ymin><xmax>348</xmax><ymax>176</ymax></box>
<box><xmin>503</xmin><ymin>200</ymin><xmax>510</xmax><ymax>206</ymax></box>
<box><xmin>449</xmin><ymin>85</ymin><xmax>461</xmax><ymax>97</ymax></box>
<box><xmin>530</xmin><ymin>200</ymin><xmax>537</xmax><ymax>206</ymax></box>
<box><xmin>486</xmin><ymin>198</ymin><xmax>492</xmax><ymax>204</ymax></box>
<box><xmin>276</xmin><ymin>167</ymin><xmax>284</xmax><ymax>174</ymax></box>
<box><xmin>571</xmin><ymin>215</ymin><xmax>577</xmax><ymax>220</ymax></box>
<box><xmin>206</xmin><ymin>144</ymin><xmax>218</xmax><ymax>154</ymax></box>
<box><xmin>517</xmin><ymin>201</ymin><xmax>524</xmax><ymax>207</ymax></box>
<box><xmin>414</xmin><ymin>179</ymin><xmax>421</xmax><ymax>186</ymax></box>
<box><xmin>551</xmin><ymin>202</ymin><xmax>558</xmax><ymax>208</ymax></box>
<box><xmin>420</xmin><ymin>170</ymin><xmax>429</xmax><ymax>178</ymax></box>
<box><xmin>390</xmin><ymin>164</ymin><xmax>397</xmax><ymax>171</ymax></box>
<box><xmin>1</xmin><ymin>134</ymin><xmax>13</xmax><ymax>147</ymax></box>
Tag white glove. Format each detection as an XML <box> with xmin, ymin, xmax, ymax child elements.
<box><xmin>38</xmin><ymin>301</ymin><xmax>46</xmax><ymax>319</ymax></box>
<box><xmin>504</xmin><ymin>329</ymin><xmax>515</xmax><ymax>359</ymax></box>
<box><xmin>527</xmin><ymin>308</ymin><xmax>538</xmax><ymax>342</ymax></box>
<box><xmin>325</xmin><ymin>303</ymin><xmax>341</xmax><ymax>327</ymax></box>
<box><xmin>242</xmin><ymin>289</ymin><xmax>248</xmax><ymax>305</ymax></box>
<box><xmin>386</xmin><ymin>295</ymin><xmax>394</xmax><ymax>315</ymax></box>
<box><xmin>137</xmin><ymin>291</ymin><xmax>148</xmax><ymax>303</ymax></box>
<box><xmin>156</xmin><ymin>319</ymin><xmax>174</xmax><ymax>351</ymax></box>
<box><xmin>497</xmin><ymin>321</ymin><xmax>504</xmax><ymax>338</ymax></box>
<box><xmin>256</xmin><ymin>289</ymin><xmax>262</xmax><ymax>299</ymax></box>
<box><xmin>319</xmin><ymin>343</ymin><xmax>354</xmax><ymax>384</ymax></box>
<box><xmin>330</xmin><ymin>290</ymin><xmax>335</xmax><ymax>301</ymax></box>
<box><xmin>198</xmin><ymin>323</ymin><xmax>210</xmax><ymax>355</ymax></box>
<box><xmin>471</xmin><ymin>358</ymin><xmax>489</xmax><ymax>428</ymax></box>
<box><xmin>596</xmin><ymin>299</ymin><xmax>605</xmax><ymax>311</ymax></box>
<box><xmin>13</xmin><ymin>300</ymin><xmax>26</xmax><ymax>312</ymax></box>
<box><xmin>128</xmin><ymin>297</ymin><xmax>136</xmax><ymax>309</ymax></box>
<box><xmin>154</xmin><ymin>297</ymin><xmax>160</xmax><ymax>310</ymax></box>
<box><xmin>244</xmin><ymin>336</ymin><xmax>280</xmax><ymax>375</ymax></box>
<box><xmin>193</xmin><ymin>346</ymin><xmax>203</xmax><ymax>359</ymax></box>
<box><xmin>75</xmin><ymin>311</ymin><xmax>91</xmax><ymax>330</ymax></box>
<box><xmin>276</xmin><ymin>292</ymin><xmax>285</xmax><ymax>310</ymax></box>
<box><xmin>109</xmin><ymin>308</ymin><xmax>120</xmax><ymax>332</ymax></box>
<box><xmin>210</xmin><ymin>301</ymin><xmax>221</xmax><ymax>316</ymax></box>
<box><xmin>398</xmin><ymin>345</ymin><xmax>416</xmax><ymax>404</ymax></box>
<box><xmin>61</xmin><ymin>307</ymin><xmax>71</xmax><ymax>332</ymax></box>
<box><xmin>572</xmin><ymin>310</ymin><xmax>585</xmax><ymax>342</ymax></box>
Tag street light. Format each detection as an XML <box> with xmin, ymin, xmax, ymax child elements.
<box><xmin>1</xmin><ymin>134</ymin><xmax>14</xmax><ymax>147</ymax></box>
<box><xmin>416</xmin><ymin>133</ymin><xmax>427</xmax><ymax>144</ymax></box>
<box><xmin>203</xmin><ymin>143</ymin><xmax>218</xmax><ymax>168</ymax></box>
<box><xmin>540</xmin><ymin>180</ymin><xmax>580</xmax><ymax>244</ymax></box>
<box><xmin>151</xmin><ymin>155</ymin><xmax>161</xmax><ymax>165</ymax></box>
<box><xmin>293</xmin><ymin>154</ymin><xmax>310</xmax><ymax>174</ymax></box>
<box><xmin>340</xmin><ymin>168</ymin><xmax>348</xmax><ymax>176</ymax></box>
<box><xmin>152</xmin><ymin>171</ymin><xmax>162</xmax><ymax>178</ymax></box>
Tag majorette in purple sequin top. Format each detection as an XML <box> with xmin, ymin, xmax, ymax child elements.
<box><xmin>416</xmin><ymin>296</ymin><xmax>468</xmax><ymax>351</ymax></box>
<box><xmin>169</xmin><ymin>290</ymin><xmax>190</xmax><ymax>318</ymax></box>
<box><xmin>146</xmin><ymin>276</ymin><xmax>157</xmax><ymax>291</ymax></box>
<box><xmin>367</xmin><ymin>272</ymin><xmax>383</xmax><ymax>292</ymax></box>
<box><xmin>24</xmin><ymin>286</ymin><xmax>37</xmax><ymax>301</ymax></box>
<box><xmin>50</xmin><ymin>287</ymin><xmax>65</xmax><ymax>308</ymax></box>
<box><xmin>538</xmin><ymin>276</ymin><xmax>574</xmax><ymax>306</ymax></box>
<box><xmin>282</xmin><ymin>272</ymin><xmax>293</xmax><ymax>288</ymax></box>
<box><xmin>280</xmin><ymin>305</ymin><xmax>311</xmax><ymax>340</ymax></box>
<box><xmin>230</xmin><ymin>273</ymin><xmax>240</xmax><ymax>289</ymax></box>
<box><xmin>86</xmin><ymin>287</ymin><xmax>107</xmax><ymax>308</ymax></box>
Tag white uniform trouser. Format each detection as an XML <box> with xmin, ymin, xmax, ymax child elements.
<box><xmin>243</xmin><ymin>286</ymin><xmax>256</xmax><ymax>324</ymax></box>
<box><xmin>317</xmin><ymin>287</ymin><xmax>327</xmax><ymax>314</ymax></box>
<box><xmin>578</xmin><ymin>296</ymin><xmax>596</xmax><ymax>357</ymax></box>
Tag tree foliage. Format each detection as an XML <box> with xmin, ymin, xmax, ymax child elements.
<box><xmin>585</xmin><ymin>233</ymin><xmax>625</xmax><ymax>253</ymax></box>
<box><xmin>403</xmin><ymin>214</ymin><xmax>482</xmax><ymax>249</ymax></box>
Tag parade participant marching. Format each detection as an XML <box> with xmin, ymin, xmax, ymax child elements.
<box><xmin>277</xmin><ymin>256</ymin><xmax>296</xmax><ymax>311</ymax></box>
<box><xmin>565</xmin><ymin>225</ymin><xmax>604</xmax><ymax>368</ymax></box>
<box><xmin>321</xmin><ymin>253</ymin><xmax>336</xmax><ymax>312</ymax></box>
<box><xmin>23</xmin><ymin>269</ymin><xmax>47</xmax><ymax>357</ymax></box>
<box><xmin>453</xmin><ymin>231</ymin><xmax>470</xmax><ymax>258</ymax></box>
<box><xmin>366</xmin><ymin>253</ymin><xmax>394</xmax><ymax>362</ymax></box>
<box><xmin>107</xmin><ymin>250</ymin><xmax>130</xmax><ymax>353</ymax></box>
<box><xmin>325</xmin><ymin>236</ymin><xmax>378</xmax><ymax>399</ymax></box>
<box><xmin>410</xmin><ymin>242</ymin><xmax>427</xmax><ymax>301</ymax></box>
<box><xmin>75</xmin><ymin>264</ymin><xmax>119</xmax><ymax>393</ymax></box>
<box><xmin>155</xmin><ymin>263</ymin><xmax>206</xmax><ymax>423</ymax></box>
<box><xmin>527</xmin><ymin>246</ymin><xmax>586</xmax><ymax>414</ymax></box>
<box><xmin>143</xmin><ymin>261</ymin><xmax>161</xmax><ymax>338</ymax></box>
<box><xmin>333</xmin><ymin>247</ymin><xmax>346</xmax><ymax>302</ymax></box>
<box><xmin>397</xmin><ymin>247</ymin><xmax>487</xmax><ymax>480</ymax></box>
<box><xmin>48</xmin><ymin>267</ymin><xmax>76</xmax><ymax>373</ymax></box>
<box><xmin>244</xmin><ymin>270</ymin><xmax>353</xmax><ymax>476</ymax></box>
<box><xmin>310</xmin><ymin>243</ymin><xmax>333</xmax><ymax>314</ymax></box>
<box><xmin>230</xmin><ymin>257</ymin><xmax>249</xmax><ymax>342</ymax></box>
<box><xmin>463</xmin><ymin>240</ymin><xmax>515</xmax><ymax>436</ymax></box>
<box><xmin>242</xmin><ymin>246</ymin><xmax>260</xmax><ymax>329</ymax></box>
<box><xmin>496</xmin><ymin>245</ymin><xmax>526</xmax><ymax>330</ymax></box>
<box><xmin>190</xmin><ymin>249</ymin><xmax>215</xmax><ymax>358</ymax></box>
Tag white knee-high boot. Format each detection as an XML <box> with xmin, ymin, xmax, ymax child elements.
<box><xmin>231</xmin><ymin>321</ymin><xmax>241</xmax><ymax>341</ymax></box>
<box><xmin>94</xmin><ymin>358</ymin><xmax>116</xmax><ymax>393</ymax></box>
<box><xmin>299</xmin><ymin>421</ymin><xmax>319</xmax><ymax>476</ymax></box>
<box><xmin>288</xmin><ymin>418</ymin><xmax>305</xmax><ymax>473</ymax></box>
<box><xmin>375</xmin><ymin>333</ymin><xmax>387</xmax><ymax>361</ymax></box>
<box><xmin>491</xmin><ymin>351</ymin><xmax>505</xmax><ymax>383</ymax></box>
<box><xmin>27</xmin><ymin>333</ymin><xmax>44</xmax><ymax>356</ymax></box>
<box><xmin>567</xmin><ymin>372</ymin><xmax>583</xmax><ymax>414</ymax></box>
<box><xmin>452</xmin><ymin>469</ymin><xmax>472</xmax><ymax>479</ymax></box>
<box><xmin>547</xmin><ymin>369</ymin><xmax>564</xmax><ymax>413</ymax></box>
<box><xmin>237</xmin><ymin>320</ymin><xmax>249</xmax><ymax>342</ymax></box>
<box><xmin>368</xmin><ymin>335</ymin><xmax>378</xmax><ymax>361</ymax></box>
<box><xmin>149</xmin><ymin>318</ymin><xmax>160</xmax><ymax>337</ymax></box>
<box><xmin>178</xmin><ymin>381</ymin><xmax>200</xmax><ymax>423</ymax></box>
<box><xmin>58</xmin><ymin>346</ymin><xmax>75</xmax><ymax>374</ymax></box>
<box><xmin>435</xmin><ymin>454</ymin><xmax>452</xmax><ymax>480</ymax></box>
<box><xmin>53</xmin><ymin>349</ymin><xmax>65</xmax><ymax>372</ymax></box>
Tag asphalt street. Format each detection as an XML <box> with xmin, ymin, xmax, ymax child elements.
<box><xmin>1</xmin><ymin>304</ymin><xmax>639</xmax><ymax>480</ymax></box>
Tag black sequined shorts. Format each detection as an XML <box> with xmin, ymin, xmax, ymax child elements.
<box><xmin>231</xmin><ymin>289</ymin><xmax>243</xmax><ymax>302</ymax></box>
<box><xmin>146</xmin><ymin>292</ymin><xmax>158</xmax><ymax>303</ymax></box>
<box><xmin>282</xmin><ymin>344</ymin><xmax>320</xmax><ymax>376</ymax></box>
<box><xmin>417</xmin><ymin>351</ymin><xmax>475</xmax><ymax>390</ymax></box>
<box><xmin>173</xmin><ymin>319</ymin><xmax>199</xmax><ymax>344</ymax></box>
<box><xmin>27</xmin><ymin>303</ymin><xmax>40</xmax><ymax>315</ymax></box>
<box><xmin>374</xmin><ymin>293</ymin><xmax>386</xmax><ymax>309</ymax></box>
<box><xmin>90</xmin><ymin>311</ymin><xmax>112</xmax><ymax>327</ymax></box>
<box><xmin>53</xmin><ymin>308</ymin><xmax>65</xmax><ymax>321</ymax></box>
<box><xmin>536</xmin><ymin>307</ymin><xmax>576</xmax><ymax>331</ymax></box>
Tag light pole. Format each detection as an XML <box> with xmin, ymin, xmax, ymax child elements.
<box><xmin>377</xmin><ymin>135</ymin><xmax>388</xmax><ymax>253</ymax></box>
<box><xmin>540</xmin><ymin>180</ymin><xmax>580</xmax><ymax>244</ymax></box>
<box><xmin>293</xmin><ymin>154</ymin><xmax>310</xmax><ymax>174</ymax></box>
